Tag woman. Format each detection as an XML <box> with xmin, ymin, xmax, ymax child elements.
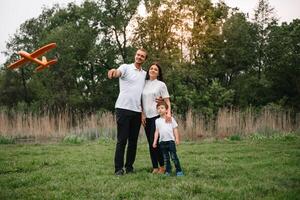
<box><xmin>142</xmin><ymin>62</ymin><xmax>172</xmax><ymax>174</ymax></box>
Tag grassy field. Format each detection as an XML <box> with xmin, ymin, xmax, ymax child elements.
<box><xmin>0</xmin><ymin>137</ymin><xmax>299</xmax><ymax>199</ymax></box>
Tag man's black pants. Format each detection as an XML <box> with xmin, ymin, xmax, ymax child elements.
<box><xmin>114</xmin><ymin>108</ymin><xmax>141</xmax><ymax>172</ymax></box>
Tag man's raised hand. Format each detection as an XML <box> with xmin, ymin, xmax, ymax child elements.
<box><xmin>108</xmin><ymin>69</ymin><xmax>120</xmax><ymax>79</ymax></box>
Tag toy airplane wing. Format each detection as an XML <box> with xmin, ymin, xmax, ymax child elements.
<box><xmin>34</xmin><ymin>56</ymin><xmax>58</xmax><ymax>72</ymax></box>
<box><xmin>29</xmin><ymin>43</ymin><xmax>57</xmax><ymax>58</ymax></box>
<box><xmin>7</xmin><ymin>43</ymin><xmax>57</xmax><ymax>70</ymax></box>
<box><xmin>7</xmin><ymin>58</ymin><xmax>28</xmax><ymax>69</ymax></box>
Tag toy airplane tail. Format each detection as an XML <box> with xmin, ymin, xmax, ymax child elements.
<box><xmin>35</xmin><ymin>56</ymin><xmax>57</xmax><ymax>72</ymax></box>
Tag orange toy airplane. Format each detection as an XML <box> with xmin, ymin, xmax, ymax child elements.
<box><xmin>7</xmin><ymin>43</ymin><xmax>58</xmax><ymax>72</ymax></box>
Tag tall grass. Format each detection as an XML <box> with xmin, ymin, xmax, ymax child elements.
<box><xmin>180</xmin><ymin>108</ymin><xmax>300</xmax><ymax>140</ymax></box>
<box><xmin>0</xmin><ymin>108</ymin><xmax>299</xmax><ymax>141</ymax></box>
<box><xmin>0</xmin><ymin>110</ymin><xmax>116</xmax><ymax>142</ymax></box>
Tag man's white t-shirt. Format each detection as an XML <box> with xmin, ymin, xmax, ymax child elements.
<box><xmin>115</xmin><ymin>63</ymin><xmax>146</xmax><ymax>112</ymax></box>
<box><xmin>142</xmin><ymin>79</ymin><xmax>170</xmax><ymax>118</ymax></box>
<box><xmin>155</xmin><ymin>117</ymin><xmax>178</xmax><ymax>142</ymax></box>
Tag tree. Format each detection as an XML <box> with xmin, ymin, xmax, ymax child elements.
<box><xmin>264</xmin><ymin>19</ymin><xmax>300</xmax><ymax>110</ymax></box>
<box><xmin>97</xmin><ymin>0</ymin><xmax>141</xmax><ymax>63</ymax></box>
<box><xmin>133</xmin><ymin>0</ymin><xmax>182</xmax><ymax>72</ymax></box>
<box><xmin>2</xmin><ymin>1</ymin><xmax>127</xmax><ymax>112</ymax></box>
<box><xmin>2</xmin><ymin>6</ymin><xmax>58</xmax><ymax>107</ymax></box>
<box><xmin>253</xmin><ymin>0</ymin><xmax>277</xmax><ymax>80</ymax></box>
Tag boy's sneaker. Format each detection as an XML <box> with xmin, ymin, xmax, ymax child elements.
<box><xmin>165</xmin><ymin>172</ymin><xmax>171</xmax><ymax>176</ymax></box>
<box><xmin>115</xmin><ymin>169</ymin><xmax>124</xmax><ymax>176</ymax></box>
<box><xmin>176</xmin><ymin>171</ymin><xmax>184</xmax><ymax>176</ymax></box>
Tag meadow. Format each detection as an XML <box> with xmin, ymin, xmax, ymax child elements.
<box><xmin>1</xmin><ymin>136</ymin><xmax>299</xmax><ymax>199</ymax></box>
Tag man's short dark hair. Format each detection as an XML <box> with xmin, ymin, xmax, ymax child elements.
<box><xmin>137</xmin><ymin>48</ymin><xmax>148</xmax><ymax>59</ymax></box>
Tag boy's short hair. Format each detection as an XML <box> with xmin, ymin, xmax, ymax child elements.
<box><xmin>156</xmin><ymin>101</ymin><xmax>168</xmax><ymax>110</ymax></box>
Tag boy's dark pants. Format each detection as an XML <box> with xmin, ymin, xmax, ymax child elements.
<box><xmin>144</xmin><ymin>116</ymin><xmax>164</xmax><ymax>168</ymax></box>
<box><xmin>114</xmin><ymin>108</ymin><xmax>141</xmax><ymax>172</ymax></box>
<box><xmin>159</xmin><ymin>141</ymin><xmax>182</xmax><ymax>173</ymax></box>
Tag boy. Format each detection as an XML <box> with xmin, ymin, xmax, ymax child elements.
<box><xmin>152</xmin><ymin>101</ymin><xmax>184</xmax><ymax>176</ymax></box>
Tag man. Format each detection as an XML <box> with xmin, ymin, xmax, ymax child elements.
<box><xmin>108</xmin><ymin>49</ymin><xmax>147</xmax><ymax>175</ymax></box>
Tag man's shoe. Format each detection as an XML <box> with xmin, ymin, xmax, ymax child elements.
<box><xmin>176</xmin><ymin>171</ymin><xmax>184</xmax><ymax>177</ymax></box>
<box><xmin>125</xmin><ymin>168</ymin><xmax>134</xmax><ymax>174</ymax></box>
<box><xmin>152</xmin><ymin>168</ymin><xmax>159</xmax><ymax>174</ymax></box>
<box><xmin>165</xmin><ymin>172</ymin><xmax>171</xmax><ymax>176</ymax></box>
<box><xmin>115</xmin><ymin>169</ymin><xmax>124</xmax><ymax>176</ymax></box>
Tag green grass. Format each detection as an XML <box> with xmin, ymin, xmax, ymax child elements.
<box><xmin>0</xmin><ymin>138</ymin><xmax>299</xmax><ymax>199</ymax></box>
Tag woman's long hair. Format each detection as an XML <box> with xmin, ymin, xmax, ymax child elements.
<box><xmin>145</xmin><ymin>62</ymin><xmax>164</xmax><ymax>82</ymax></box>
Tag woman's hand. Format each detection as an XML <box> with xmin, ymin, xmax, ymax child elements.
<box><xmin>155</xmin><ymin>96</ymin><xmax>163</xmax><ymax>103</ymax></box>
<box><xmin>141</xmin><ymin>112</ymin><xmax>146</xmax><ymax>127</ymax></box>
<box><xmin>153</xmin><ymin>142</ymin><xmax>157</xmax><ymax>148</ymax></box>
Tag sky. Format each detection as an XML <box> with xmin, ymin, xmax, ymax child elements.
<box><xmin>1</xmin><ymin>0</ymin><xmax>300</xmax><ymax>65</ymax></box>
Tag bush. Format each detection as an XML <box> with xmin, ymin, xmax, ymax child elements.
<box><xmin>249</xmin><ymin>132</ymin><xmax>297</xmax><ymax>141</ymax></box>
<box><xmin>229</xmin><ymin>135</ymin><xmax>242</xmax><ymax>141</ymax></box>
<box><xmin>281</xmin><ymin>133</ymin><xmax>297</xmax><ymax>141</ymax></box>
<box><xmin>62</xmin><ymin>135</ymin><xmax>85</xmax><ymax>144</ymax></box>
<box><xmin>98</xmin><ymin>136</ymin><xmax>115</xmax><ymax>144</ymax></box>
<box><xmin>0</xmin><ymin>136</ymin><xmax>16</xmax><ymax>144</ymax></box>
<box><xmin>249</xmin><ymin>133</ymin><xmax>267</xmax><ymax>140</ymax></box>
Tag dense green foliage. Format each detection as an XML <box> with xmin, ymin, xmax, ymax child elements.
<box><xmin>0</xmin><ymin>0</ymin><xmax>299</xmax><ymax>115</ymax></box>
<box><xmin>0</xmin><ymin>138</ymin><xmax>299</xmax><ymax>199</ymax></box>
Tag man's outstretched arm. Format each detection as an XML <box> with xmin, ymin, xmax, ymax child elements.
<box><xmin>108</xmin><ymin>69</ymin><xmax>122</xmax><ymax>79</ymax></box>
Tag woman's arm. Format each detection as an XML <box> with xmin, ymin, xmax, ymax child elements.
<box><xmin>141</xmin><ymin>98</ymin><xmax>146</xmax><ymax>127</ymax></box>
<box><xmin>164</xmin><ymin>98</ymin><xmax>172</xmax><ymax>123</ymax></box>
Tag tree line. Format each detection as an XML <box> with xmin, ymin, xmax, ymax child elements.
<box><xmin>0</xmin><ymin>0</ymin><xmax>299</xmax><ymax>117</ymax></box>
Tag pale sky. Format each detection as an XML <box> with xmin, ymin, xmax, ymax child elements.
<box><xmin>1</xmin><ymin>0</ymin><xmax>300</xmax><ymax>65</ymax></box>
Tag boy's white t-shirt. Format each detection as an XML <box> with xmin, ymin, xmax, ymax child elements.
<box><xmin>115</xmin><ymin>63</ymin><xmax>146</xmax><ymax>112</ymax></box>
<box><xmin>155</xmin><ymin>117</ymin><xmax>178</xmax><ymax>142</ymax></box>
<box><xmin>142</xmin><ymin>79</ymin><xmax>170</xmax><ymax>118</ymax></box>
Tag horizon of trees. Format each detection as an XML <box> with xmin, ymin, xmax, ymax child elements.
<box><xmin>0</xmin><ymin>0</ymin><xmax>299</xmax><ymax>117</ymax></box>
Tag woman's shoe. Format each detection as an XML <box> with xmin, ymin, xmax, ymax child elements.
<box><xmin>158</xmin><ymin>166</ymin><xmax>166</xmax><ymax>174</ymax></box>
<box><xmin>152</xmin><ymin>168</ymin><xmax>159</xmax><ymax>174</ymax></box>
